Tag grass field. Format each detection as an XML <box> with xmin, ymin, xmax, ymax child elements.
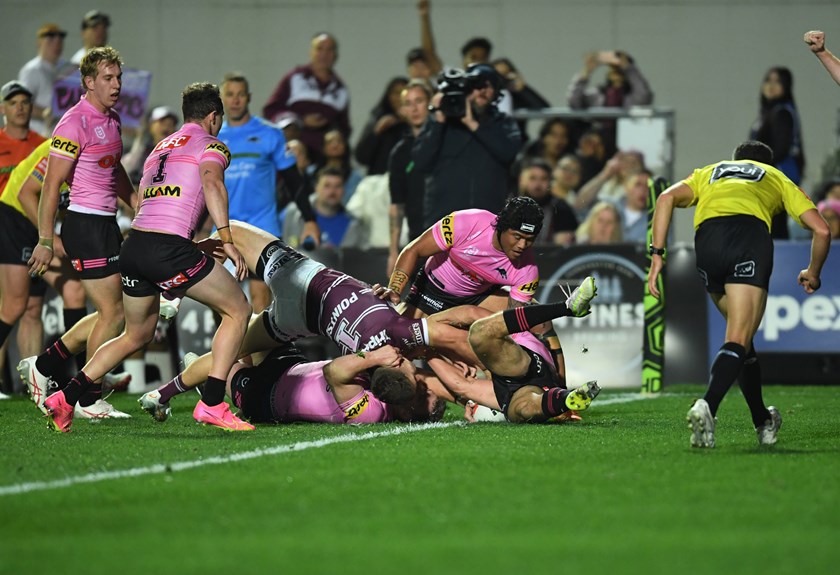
<box><xmin>1</xmin><ymin>385</ymin><xmax>838</xmax><ymax>575</ymax></box>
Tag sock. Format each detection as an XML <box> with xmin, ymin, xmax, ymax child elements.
<box><xmin>704</xmin><ymin>342</ymin><xmax>746</xmax><ymax>416</ymax></box>
<box><xmin>502</xmin><ymin>303</ymin><xmax>573</xmax><ymax>335</ymax></box>
<box><xmin>36</xmin><ymin>339</ymin><xmax>73</xmax><ymax>377</ymax></box>
<box><xmin>202</xmin><ymin>376</ymin><xmax>226</xmax><ymax>406</ymax></box>
<box><xmin>63</xmin><ymin>371</ymin><xmax>94</xmax><ymax>406</ymax></box>
<box><xmin>541</xmin><ymin>387</ymin><xmax>570</xmax><ymax>417</ymax></box>
<box><xmin>62</xmin><ymin>308</ymin><xmax>87</xmax><ymax>370</ymax></box>
<box><xmin>738</xmin><ymin>343</ymin><xmax>771</xmax><ymax>427</ymax></box>
<box><xmin>78</xmin><ymin>381</ymin><xmax>103</xmax><ymax>407</ymax></box>
<box><xmin>0</xmin><ymin>319</ymin><xmax>12</xmax><ymax>348</ymax></box>
<box><xmin>158</xmin><ymin>374</ymin><xmax>190</xmax><ymax>404</ymax></box>
<box><xmin>124</xmin><ymin>358</ymin><xmax>147</xmax><ymax>394</ymax></box>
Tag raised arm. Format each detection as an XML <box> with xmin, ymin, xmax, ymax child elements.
<box><xmin>805</xmin><ymin>30</ymin><xmax>840</xmax><ymax>86</ymax></box>
<box><xmin>388</xmin><ymin>223</ymin><xmax>443</xmax><ymax>297</ymax></box>
<box><xmin>417</xmin><ymin>0</ymin><xmax>443</xmax><ymax>75</ymax></box>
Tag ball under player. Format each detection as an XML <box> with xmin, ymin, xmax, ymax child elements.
<box><xmin>42</xmin><ymin>82</ymin><xmax>252</xmax><ymax>433</ymax></box>
<box><xmin>647</xmin><ymin>140</ymin><xmax>830</xmax><ymax>448</ymax></box>
<box><xmin>138</xmin><ymin>220</ymin><xmax>477</xmax><ymax>419</ymax></box>
<box><xmin>386</xmin><ymin>196</ymin><xmax>542</xmax><ymax>318</ymax></box>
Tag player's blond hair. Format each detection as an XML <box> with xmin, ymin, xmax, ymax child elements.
<box><xmin>79</xmin><ymin>46</ymin><xmax>123</xmax><ymax>90</ymax></box>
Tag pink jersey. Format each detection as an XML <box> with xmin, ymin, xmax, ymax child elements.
<box><xmin>511</xmin><ymin>331</ymin><xmax>556</xmax><ymax>372</ymax></box>
<box><xmin>50</xmin><ymin>95</ymin><xmax>123</xmax><ymax>213</ymax></box>
<box><xmin>133</xmin><ymin>123</ymin><xmax>231</xmax><ymax>239</ymax></box>
<box><xmin>272</xmin><ymin>360</ymin><xmax>392</xmax><ymax>424</ymax></box>
<box><xmin>427</xmin><ymin>209</ymin><xmax>539</xmax><ymax>303</ymax></box>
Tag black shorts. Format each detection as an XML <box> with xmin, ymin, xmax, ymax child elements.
<box><xmin>695</xmin><ymin>215</ymin><xmax>774</xmax><ymax>294</ymax></box>
<box><xmin>61</xmin><ymin>210</ymin><xmax>122</xmax><ymax>279</ymax></box>
<box><xmin>119</xmin><ymin>229</ymin><xmax>214</xmax><ymax>298</ymax></box>
<box><xmin>0</xmin><ymin>204</ymin><xmax>48</xmax><ymax>296</ymax></box>
<box><xmin>230</xmin><ymin>345</ymin><xmax>307</xmax><ymax>423</ymax></box>
<box><xmin>405</xmin><ymin>267</ymin><xmax>494</xmax><ymax>314</ymax></box>
<box><xmin>491</xmin><ymin>347</ymin><xmax>558</xmax><ymax>416</ymax></box>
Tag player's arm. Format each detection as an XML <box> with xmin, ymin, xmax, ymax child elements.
<box><xmin>424</xmin><ymin>355</ymin><xmax>500</xmax><ymax>410</ymax></box>
<box><xmin>278</xmin><ymin>164</ymin><xmax>320</xmax><ymax>247</ymax></box>
<box><xmin>28</xmin><ymin>155</ymin><xmax>73</xmax><ymax>275</ymax></box>
<box><xmin>114</xmin><ymin>161</ymin><xmax>137</xmax><ymax>209</ymax></box>
<box><xmin>805</xmin><ymin>30</ymin><xmax>840</xmax><ymax>86</ymax></box>
<box><xmin>200</xmin><ymin>160</ymin><xmax>247</xmax><ymax>281</ymax></box>
<box><xmin>797</xmin><ymin>208</ymin><xmax>831</xmax><ymax>294</ymax></box>
<box><xmin>647</xmin><ymin>182</ymin><xmax>694</xmax><ymax>298</ymax></box>
<box><xmin>322</xmin><ymin>345</ymin><xmax>402</xmax><ymax>403</ymax></box>
<box><xmin>388</xmin><ymin>224</ymin><xmax>444</xmax><ymax>297</ymax></box>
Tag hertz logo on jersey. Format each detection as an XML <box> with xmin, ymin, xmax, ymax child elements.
<box><xmin>344</xmin><ymin>393</ymin><xmax>370</xmax><ymax>420</ymax></box>
<box><xmin>142</xmin><ymin>185</ymin><xmax>181</xmax><ymax>199</ymax></box>
<box><xmin>205</xmin><ymin>142</ymin><xmax>231</xmax><ymax>164</ymax></box>
<box><xmin>439</xmin><ymin>213</ymin><xmax>455</xmax><ymax>247</ymax></box>
<box><xmin>50</xmin><ymin>136</ymin><xmax>80</xmax><ymax>160</ymax></box>
<box><xmin>519</xmin><ymin>280</ymin><xmax>539</xmax><ymax>294</ymax></box>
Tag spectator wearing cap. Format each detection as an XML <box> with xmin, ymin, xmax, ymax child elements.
<box><xmin>414</xmin><ymin>63</ymin><xmax>521</xmax><ymax>228</ymax></box>
<box><xmin>18</xmin><ymin>23</ymin><xmax>73</xmax><ymax>136</ymax></box>
<box><xmin>0</xmin><ymin>81</ymin><xmax>46</xmax><ymax>196</ymax></box>
<box><xmin>121</xmin><ymin>106</ymin><xmax>179</xmax><ymax>186</ymax></box>
<box><xmin>263</xmin><ymin>32</ymin><xmax>350</xmax><ymax>163</ymax></box>
<box><xmin>70</xmin><ymin>10</ymin><xmax>110</xmax><ymax>65</ymax></box>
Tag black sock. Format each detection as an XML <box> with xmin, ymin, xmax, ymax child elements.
<box><xmin>202</xmin><ymin>376</ymin><xmax>227</xmax><ymax>406</ymax></box>
<box><xmin>63</xmin><ymin>371</ymin><xmax>94</xmax><ymax>406</ymax></box>
<box><xmin>704</xmin><ymin>342</ymin><xmax>746</xmax><ymax>417</ymax></box>
<box><xmin>738</xmin><ymin>343</ymin><xmax>771</xmax><ymax>427</ymax></box>
<box><xmin>77</xmin><ymin>381</ymin><xmax>103</xmax><ymax>407</ymax></box>
<box><xmin>502</xmin><ymin>303</ymin><xmax>573</xmax><ymax>335</ymax></box>
<box><xmin>36</xmin><ymin>339</ymin><xmax>73</xmax><ymax>378</ymax></box>
<box><xmin>62</xmin><ymin>308</ymin><xmax>87</xmax><ymax>370</ymax></box>
<box><xmin>0</xmin><ymin>319</ymin><xmax>12</xmax><ymax>348</ymax></box>
<box><xmin>541</xmin><ymin>387</ymin><xmax>570</xmax><ymax>417</ymax></box>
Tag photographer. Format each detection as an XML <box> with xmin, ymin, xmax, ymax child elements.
<box><xmin>413</xmin><ymin>64</ymin><xmax>522</xmax><ymax>228</ymax></box>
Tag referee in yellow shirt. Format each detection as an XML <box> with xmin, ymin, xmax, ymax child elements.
<box><xmin>647</xmin><ymin>141</ymin><xmax>830</xmax><ymax>448</ymax></box>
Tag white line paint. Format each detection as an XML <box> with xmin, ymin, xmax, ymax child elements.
<box><xmin>593</xmin><ymin>393</ymin><xmax>663</xmax><ymax>407</ymax></box>
<box><xmin>0</xmin><ymin>421</ymin><xmax>461</xmax><ymax>497</ymax></box>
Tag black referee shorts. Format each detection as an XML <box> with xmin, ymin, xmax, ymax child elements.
<box><xmin>694</xmin><ymin>215</ymin><xmax>774</xmax><ymax>294</ymax></box>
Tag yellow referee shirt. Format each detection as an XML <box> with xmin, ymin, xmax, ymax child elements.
<box><xmin>0</xmin><ymin>139</ymin><xmax>51</xmax><ymax>217</ymax></box>
<box><xmin>683</xmin><ymin>160</ymin><xmax>816</xmax><ymax>231</ymax></box>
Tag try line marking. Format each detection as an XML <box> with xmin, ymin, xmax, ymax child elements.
<box><xmin>0</xmin><ymin>421</ymin><xmax>461</xmax><ymax>497</ymax></box>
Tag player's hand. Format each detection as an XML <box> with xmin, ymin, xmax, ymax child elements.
<box><xmin>196</xmin><ymin>237</ymin><xmax>226</xmax><ymax>261</ymax></box>
<box><xmin>798</xmin><ymin>269</ymin><xmax>822</xmax><ymax>293</ymax></box>
<box><xmin>28</xmin><ymin>244</ymin><xmax>54</xmax><ymax>277</ymax></box>
<box><xmin>367</xmin><ymin>344</ymin><xmax>402</xmax><ymax>368</ymax></box>
<box><xmin>647</xmin><ymin>255</ymin><xmax>663</xmax><ymax>299</ymax></box>
<box><xmin>300</xmin><ymin>220</ymin><xmax>321</xmax><ymax>249</ymax></box>
<box><xmin>804</xmin><ymin>30</ymin><xmax>826</xmax><ymax>53</ymax></box>
<box><xmin>451</xmin><ymin>360</ymin><xmax>477</xmax><ymax>379</ymax></box>
<box><xmin>223</xmin><ymin>242</ymin><xmax>248</xmax><ymax>282</ymax></box>
<box><xmin>52</xmin><ymin>235</ymin><xmax>66</xmax><ymax>260</ymax></box>
<box><xmin>371</xmin><ymin>283</ymin><xmax>401</xmax><ymax>305</ymax></box>
<box><xmin>463</xmin><ymin>400</ymin><xmax>478</xmax><ymax>423</ymax></box>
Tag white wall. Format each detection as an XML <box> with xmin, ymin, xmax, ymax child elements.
<box><xmin>3</xmin><ymin>0</ymin><xmax>838</xmax><ymax>241</ymax></box>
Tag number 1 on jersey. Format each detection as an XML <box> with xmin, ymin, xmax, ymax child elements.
<box><xmin>151</xmin><ymin>152</ymin><xmax>170</xmax><ymax>184</ymax></box>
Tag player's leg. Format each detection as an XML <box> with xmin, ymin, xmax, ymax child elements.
<box><xmin>16</xmin><ymin>295</ymin><xmax>44</xmax><ymax>359</ymax></box>
<box><xmin>248</xmin><ymin>278</ymin><xmax>271</xmax><ymax>313</ymax></box>
<box><xmin>228</xmin><ymin>221</ymin><xmax>277</xmax><ymax>276</ymax></box>
<box><xmin>0</xmin><ymin>263</ymin><xmax>32</xmax><ymax>350</ymax></box>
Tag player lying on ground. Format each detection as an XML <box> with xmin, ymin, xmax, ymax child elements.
<box><xmin>138</xmin><ymin>220</ymin><xmax>478</xmax><ymax>417</ymax></box>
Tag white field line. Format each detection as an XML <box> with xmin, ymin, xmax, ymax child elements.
<box><xmin>593</xmin><ymin>393</ymin><xmax>664</xmax><ymax>406</ymax></box>
<box><xmin>0</xmin><ymin>421</ymin><xmax>461</xmax><ymax>497</ymax></box>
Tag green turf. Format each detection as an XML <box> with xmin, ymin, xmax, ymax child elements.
<box><xmin>1</xmin><ymin>386</ymin><xmax>838</xmax><ymax>575</ymax></box>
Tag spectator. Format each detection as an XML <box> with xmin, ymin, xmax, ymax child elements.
<box><xmin>575</xmin><ymin>150</ymin><xmax>645</xmax><ymax>213</ymax></box>
<box><xmin>121</xmin><ymin>106</ymin><xmax>179</xmax><ymax>186</ymax></box>
<box><xmin>70</xmin><ymin>10</ymin><xmax>110</xmax><ymax>65</ymax></box>
<box><xmin>521</xmin><ymin>118</ymin><xmax>574</xmax><ymax>170</ymax></box>
<box><xmin>416</xmin><ymin>0</ymin><xmax>444</xmax><ymax>77</ymax></box>
<box><xmin>804</xmin><ymin>30</ymin><xmax>840</xmax><ymax>86</ymax></box>
<box><xmin>519</xmin><ymin>158</ymin><xmax>577</xmax><ymax>246</ymax></box>
<box><xmin>413</xmin><ymin>63</ymin><xmax>522</xmax><ymax>228</ymax></box>
<box><xmin>613</xmin><ymin>171</ymin><xmax>651</xmax><ymax>244</ymax></box>
<box><xmin>814</xmin><ymin>177</ymin><xmax>840</xmax><ymax>204</ymax></box>
<box><xmin>276</xmin><ymin>112</ymin><xmax>303</xmax><ymax>143</ymax></box>
<box><xmin>18</xmin><ymin>23</ymin><xmax>73</xmax><ymax>137</ymax></box>
<box><xmin>406</xmin><ymin>47</ymin><xmax>435</xmax><ymax>82</ymax></box>
<box><xmin>283</xmin><ymin>167</ymin><xmax>365</xmax><ymax>249</ymax></box>
<box><xmin>263</xmin><ymin>32</ymin><xmax>350</xmax><ymax>162</ymax></box>
<box><xmin>749</xmin><ymin>66</ymin><xmax>805</xmax><ymax>239</ymax></box>
<box><xmin>387</xmin><ymin>79</ymin><xmax>432</xmax><ymax>274</ymax></box>
<box><xmin>567</xmin><ymin>50</ymin><xmax>653</xmax><ymax>153</ymax></box>
<box><xmin>354</xmin><ymin>76</ymin><xmax>408</xmax><ymax>175</ymax></box>
<box><xmin>576</xmin><ymin>201</ymin><xmax>623</xmax><ymax>245</ymax></box>
<box><xmin>818</xmin><ymin>198</ymin><xmax>840</xmax><ymax>239</ymax></box>
<box><xmin>492</xmin><ymin>57</ymin><xmax>550</xmax><ymax>139</ymax></box>
<box><xmin>346</xmin><ymin>174</ymin><xmax>389</xmax><ymax>249</ymax></box>
<box><xmin>575</xmin><ymin>128</ymin><xmax>607</xmax><ymax>186</ymax></box>
<box><xmin>552</xmin><ymin>154</ymin><xmax>583</xmax><ymax>207</ymax></box>
<box><xmin>0</xmin><ymin>82</ymin><xmax>46</xmax><ymax>196</ymax></box>
<box><xmin>309</xmin><ymin>129</ymin><xmax>362</xmax><ymax>203</ymax></box>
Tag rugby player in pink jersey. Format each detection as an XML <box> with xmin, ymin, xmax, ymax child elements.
<box><xmin>222</xmin><ymin>344</ymin><xmax>445</xmax><ymax>425</ymax></box>
<box><xmin>27</xmin><ymin>46</ymin><xmax>136</xmax><ymax>418</ymax></box>
<box><xmin>386</xmin><ymin>196</ymin><xmax>542</xmax><ymax>318</ymax></box>
<box><xmin>138</xmin><ymin>220</ymin><xmax>478</xmax><ymax>420</ymax></box>
<box><xmin>43</xmin><ymin>82</ymin><xmax>253</xmax><ymax>432</ymax></box>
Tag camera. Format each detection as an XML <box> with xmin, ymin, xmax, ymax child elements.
<box><xmin>436</xmin><ymin>68</ymin><xmax>479</xmax><ymax>119</ymax></box>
